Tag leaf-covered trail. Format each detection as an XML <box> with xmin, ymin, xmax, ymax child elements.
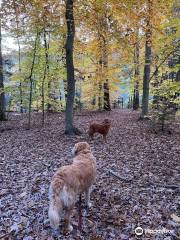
<box><xmin>0</xmin><ymin>110</ymin><xmax>179</xmax><ymax>240</ymax></box>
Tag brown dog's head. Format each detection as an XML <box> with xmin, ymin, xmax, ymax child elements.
<box><xmin>72</xmin><ymin>142</ymin><xmax>91</xmax><ymax>156</ymax></box>
<box><xmin>103</xmin><ymin>119</ymin><xmax>111</xmax><ymax>125</ymax></box>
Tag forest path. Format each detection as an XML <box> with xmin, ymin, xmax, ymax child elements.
<box><xmin>0</xmin><ymin>110</ymin><xmax>179</xmax><ymax>239</ymax></box>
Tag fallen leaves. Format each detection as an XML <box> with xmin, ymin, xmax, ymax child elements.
<box><xmin>0</xmin><ymin>110</ymin><xmax>179</xmax><ymax>239</ymax></box>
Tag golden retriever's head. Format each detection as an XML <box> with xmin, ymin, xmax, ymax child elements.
<box><xmin>72</xmin><ymin>142</ymin><xmax>90</xmax><ymax>156</ymax></box>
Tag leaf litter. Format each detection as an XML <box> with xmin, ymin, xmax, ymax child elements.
<box><xmin>0</xmin><ymin>110</ymin><xmax>179</xmax><ymax>240</ymax></box>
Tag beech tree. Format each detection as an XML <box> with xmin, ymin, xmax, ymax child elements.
<box><xmin>65</xmin><ymin>0</ymin><xmax>80</xmax><ymax>134</ymax></box>
<box><xmin>141</xmin><ymin>0</ymin><xmax>152</xmax><ymax>118</ymax></box>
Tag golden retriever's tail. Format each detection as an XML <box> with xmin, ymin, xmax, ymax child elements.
<box><xmin>48</xmin><ymin>179</ymin><xmax>64</xmax><ymax>229</ymax></box>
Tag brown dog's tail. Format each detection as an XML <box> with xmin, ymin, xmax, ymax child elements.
<box><xmin>48</xmin><ymin>179</ymin><xmax>64</xmax><ymax>229</ymax></box>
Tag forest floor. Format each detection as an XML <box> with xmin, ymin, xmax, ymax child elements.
<box><xmin>0</xmin><ymin>110</ymin><xmax>179</xmax><ymax>240</ymax></box>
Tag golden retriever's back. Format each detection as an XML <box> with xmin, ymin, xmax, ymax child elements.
<box><xmin>52</xmin><ymin>152</ymin><xmax>96</xmax><ymax>194</ymax></box>
<box><xmin>48</xmin><ymin>142</ymin><xmax>96</xmax><ymax>232</ymax></box>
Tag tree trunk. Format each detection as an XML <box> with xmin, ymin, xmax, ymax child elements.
<box><xmin>65</xmin><ymin>0</ymin><xmax>80</xmax><ymax>135</ymax></box>
<box><xmin>18</xmin><ymin>40</ymin><xmax>23</xmax><ymax>113</ymax></box>
<box><xmin>13</xmin><ymin>0</ymin><xmax>23</xmax><ymax>113</ymax></box>
<box><xmin>101</xmin><ymin>21</ymin><xmax>111</xmax><ymax>111</ymax></box>
<box><xmin>141</xmin><ymin>34</ymin><xmax>151</xmax><ymax>117</ymax></box>
<box><xmin>98</xmin><ymin>83</ymin><xmax>103</xmax><ymax>110</ymax></box>
<box><xmin>0</xmin><ymin>17</ymin><xmax>6</xmax><ymax>121</ymax></box>
<box><xmin>41</xmin><ymin>30</ymin><xmax>48</xmax><ymax>126</ymax></box>
<box><xmin>27</xmin><ymin>32</ymin><xmax>39</xmax><ymax>129</ymax></box>
<box><xmin>133</xmin><ymin>29</ymin><xmax>140</xmax><ymax>110</ymax></box>
<box><xmin>141</xmin><ymin>0</ymin><xmax>152</xmax><ymax>118</ymax></box>
<box><xmin>102</xmin><ymin>40</ymin><xmax>111</xmax><ymax>111</ymax></box>
<box><xmin>104</xmin><ymin>80</ymin><xmax>111</xmax><ymax>111</ymax></box>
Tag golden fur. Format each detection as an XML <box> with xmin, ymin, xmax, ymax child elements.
<box><xmin>48</xmin><ymin>142</ymin><xmax>96</xmax><ymax>233</ymax></box>
<box><xmin>89</xmin><ymin>119</ymin><xmax>111</xmax><ymax>142</ymax></box>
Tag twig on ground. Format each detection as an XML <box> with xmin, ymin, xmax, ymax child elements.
<box><xmin>108</xmin><ymin>170</ymin><xmax>133</xmax><ymax>182</ymax></box>
<box><xmin>0</xmin><ymin>231</ymin><xmax>13</xmax><ymax>239</ymax></box>
<box><xmin>139</xmin><ymin>183</ymin><xmax>180</xmax><ymax>190</ymax></box>
<box><xmin>109</xmin><ymin>169</ymin><xmax>180</xmax><ymax>190</ymax></box>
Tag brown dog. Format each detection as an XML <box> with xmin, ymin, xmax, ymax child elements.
<box><xmin>89</xmin><ymin>119</ymin><xmax>111</xmax><ymax>142</ymax></box>
<box><xmin>48</xmin><ymin>142</ymin><xmax>96</xmax><ymax>233</ymax></box>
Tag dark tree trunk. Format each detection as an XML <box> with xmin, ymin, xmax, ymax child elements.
<box><xmin>0</xmin><ymin>18</ymin><xmax>6</xmax><ymax>121</ymax></box>
<box><xmin>13</xmin><ymin>0</ymin><xmax>23</xmax><ymax>113</ymax></box>
<box><xmin>16</xmin><ymin>27</ymin><xmax>23</xmax><ymax>113</ymax></box>
<box><xmin>59</xmin><ymin>88</ymin><xmax>63</xmax><ymax>109</ymax></box>
<box><xmin>65</xmin><ymin>0</ymin><xmax>80</xmax><ymax>135</ymax></box>
<box><xmin>141</xmin><ymin>0</ymin><xmax>152</xmax><ymax>118</ymax></box>
<box><xmin>27</xmin><ymin>32</ymin><xmax>39</xmax><ymax>129</ymax></box>
<box><xmin>98</xmin><ymin>83</ymin><xmax>103</xmax><ymax>111</ymax></box>
<box><xmin>152</xmin><ymin>66</ymin><xmax>159</xmax><ymax>104</ymax></box>
<box><xmin>133</xmin><ymin>30</ymin><xmax>140</xmax><ymax>110</ymax></box>
<box><xmin>102</xmin><ymin>39</ymin><xmax>111</xmax><ymax>111</ymax></box>
<box><xmin>41</xmin><ymin>30</ymin><xmax>48</xmax><ymax>126</ymax></box>
<box><xmin>104</xmin><ymin>80</ymin><xmax>111</xmax><ymax>111</ymax></box>
<box><xmin>101</xmin><ymin>25</ymin><xmax>111</xmax><ymax>111</ymax></box>
<box><xmin>141</xmin><ymin>34</ymin><xmax>151</xmax><ymax>117</ymax></box>
<box><xmin>18</xmin><ymin>43</ymin><xmax>23</xmax><ymax>114</ymax></box>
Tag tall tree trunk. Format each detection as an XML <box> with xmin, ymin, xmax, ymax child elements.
<box><xmin>98</xmin><ymin>82</ymin><xmax>103</xmax><ymax>110</ymax></box>
<box><xmin>0</xmin><ymin>17</ymin><xmax>6</xmax><ymax>121</ymax></box>
<box><xmin>27</xmin><ymin>32</ymin><xmax>39</xmax><ymax>129</ymax></box>
<box><xmin>17</xmin><ymin>38</ymin><xmax>23</xmax><ymax>113</ymax></box>
<box><xmin>13</xmin><ymin>0</ymin><xmax>23</xmax><ymax>113</ymax></box>
<box><xmin>41</xmin><ymin>30</ymin><xmax>48</xmax><ymax>126</ymax></box>
<box><xmin>103</xmin><ymin>41</ymin><xmax>111</xmax><ymax>111</ymax></box>
<box><xmin>104</xmin><ymin>80</ymin><xmax>110</xmax><ymax>111</ymax></box>
<box><xmin>65</xmin><ymin>0</ymin><xmax>80</xmax><ymax>135</ymax></box>
<box><xmin>141</xmin><ymin>0</ymin><xmax>152</xmax><ymax>118</ymax></box>
<box><xmin>101</xmin><ymin>20</ymin><xmax>111</xmax><ymax>111</ymax></box>
<box><xmin>46</xmin><ymin>32</ymin><xmax>52</xmax><ymax>112</ymax></box>
<box><xmin>133</xmin><ymin>29</ymin><xmax>140</xmax><ymax>110</ymax></box>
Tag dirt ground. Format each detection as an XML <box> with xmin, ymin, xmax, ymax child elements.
<box><xmin>0</xmin><ymin>110</ymin><xmax>179</xmax><ymax>240</ymax></box>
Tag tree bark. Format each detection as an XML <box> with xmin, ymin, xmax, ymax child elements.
<box><xmin>98</xmin><ymin>82</ymin><xmax>103</xmax><ymax>110</ymax></box>
<box><xmin>101</xmin><ymin>19</ymin><xmax>111</xmax><ymax>111</ymax></box>
<box><xmin>17</xmin><ymin>38</ymin><xmax>23</xmax><ymax>113</ymax></box>
<box><xmin>104</xmin><ymin>80</ymin><xmax>111</xmax><ymax>111</ymax></box>
<box><xmin>0</xmin><ymin>17</ymin><xmax>6</xmax><ymax>121</ymax></box>
<box><xmin>141</xmin><ymin>0</ymin><xmax>152</xmax><ymax>118</ymax></box>
<box><xmin>41</xmin><ymin>30</ymin><xmax>48</xmax><ymax>126</ymax></box>
<box><xmin>13</xmin><ymin>0</ymin><xmax>23</xmax><ymax>113</ymax></box>
<box><xmin>133</xmin><ymin>29</ymin><xmax>140</xmax><ymax>110</ymax></box>
<box><xmin>102</xmin><ymin>40</ymin><xmax>111</xmax><ymax>111</ymax></box>
<box><xmin>65</xmin><ymin>0</ymin><xmax>80</xmax><ymax>135</ymax></box>
<box><xmin>27</xmin><ymin>32</ymin><xmax>39</xmax><ymax>129</ymax></box>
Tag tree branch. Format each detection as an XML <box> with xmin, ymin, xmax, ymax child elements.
<box><xmin>149</xmin><ymin>43</ymin><xmax>180</xmax><ymax>83</ymax></box>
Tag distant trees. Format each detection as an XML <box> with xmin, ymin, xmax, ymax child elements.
<box><xmin>0</xmin><ymin>0</ymin><xmax>179</xmax><ymax>129</ymax></box>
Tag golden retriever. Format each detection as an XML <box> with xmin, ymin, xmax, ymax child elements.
<box><xmin>48</xmin><ymin>142</ymin><xmax>96</xmax><ymax>233</ymax></box>
<box><xmin>89</xmin><ymin>119</ymin><xmax>111</xmax><ymax>142</ymax></box>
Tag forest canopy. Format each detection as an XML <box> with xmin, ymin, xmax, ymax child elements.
<box><xmin>0</xmin><ymin>0</ymin><xmax>179</xmax><ymax>132</ymax></box>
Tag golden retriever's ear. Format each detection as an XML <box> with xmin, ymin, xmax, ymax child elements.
<box><xmin>72</xmin><ymin>144</ymin><xmax>78</xmax><ymax>156</ymax></box>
